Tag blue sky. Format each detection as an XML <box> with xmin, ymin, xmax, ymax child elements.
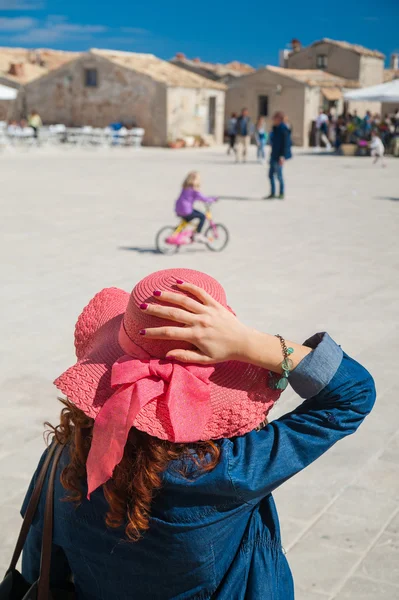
<box><xmin>0</xmin><ymin>0</ymin><xmax>398</xmax><ymax>67</ymax></box>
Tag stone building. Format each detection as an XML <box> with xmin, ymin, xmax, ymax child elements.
<box><xmin>382</xmin><ymin>67</ymin><xmax>399</xmax><ymax>117</ymax></box>
<box><xmin>226</xmin><ymin>66</ymin><xmax>359</xmax><ymax>147</ymax></box>
<box><xmin>286</xmin><ymin>38</ymin><xmax>385</xmax><ymax>115</ymax></box>
<box><xmin>170</xmin><ymin>53</ymin><xmax>254</xmax><ymax>84</ymax></box>
<box><xmin>20</xmin><ymin>49</ymin><xmax>226</xmax><ymax>146</ymax></box>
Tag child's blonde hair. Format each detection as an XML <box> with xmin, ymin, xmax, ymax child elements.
<box><xmin>182</xmin><ymin>171</ymin><xmax>201</xmax><ymax>190</ymax></box>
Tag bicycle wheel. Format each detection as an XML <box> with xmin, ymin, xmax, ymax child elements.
<box><xmin>205</xmin><ymin>223</ymin><xmax>229</xmax><ymax>252</ymax></box>
<box><xmin>155</xmin><ymin>226</ymin><xmax>179</xmax><ymax>255</ymax></box>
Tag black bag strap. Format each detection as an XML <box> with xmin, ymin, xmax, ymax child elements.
<box><xmin>37</xmin><ymin>442</ymin><xmax>64</xmax><ymax>600</ymax></box>
<box><xmin>7</xmin><ymin>441</ymin><xmax>59</xmax><ymax>573</ymax></box>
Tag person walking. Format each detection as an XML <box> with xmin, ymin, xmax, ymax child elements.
<box><xmin>370</xmin><ymin>130</ymin><xmax>386</xmax><ymax>167</ymax></box>
<box><xmin>20</xmin><ymin>269</ymin><xmax>375</xmax><ymax>600</ymax></box>
<box><xmin>28</xmin><ymin>109</ymin><xmax>42</xmax><ymax>141</ymax></box>
<box><xmin>334</xmin><ymin>116</ymin><xmax>346</xmax><ymax>153</ymax></box>
<box><xmin>265</xmin><ymin>111</ymin><xmax>292</xmax><ymax>200</ymax></box>
<box><xmin>315</xmin><ymin>109</ymin><xmax>331</xmax><ymax>150</ymax></box>
<box><xmin>235</xmin><ymin>107</ymin><xmax>252</xmax><ymax>163</ymax></box>
<box><xmin>226</xmin><ymin>112</ymin><xmax>237</xmax><ymax>156</ymax></box>
<box><xmin>352</xmin><ymin>110</ymin><xmax>362</xmax><ymax>128</ymax></box>
<box><xmin>254</xmin><ymin>116</ymin><xmax>267</xmax><ymax>163</ymax></box>
<box><xmin>362</xmin><ymin>110</ymin><xmax>372</xmax><ymax>136</ymax></box>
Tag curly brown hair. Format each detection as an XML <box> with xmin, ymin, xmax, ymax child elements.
<box><xmin>47</xmin><ymin>399</ymin><xmax>220</xmax><ymax>541</ymax></box>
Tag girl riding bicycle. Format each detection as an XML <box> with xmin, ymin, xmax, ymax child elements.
<box><xmin>175</xmin><ymin>171</ymin><xmax>216</xmax><ymax>243</ymax></box>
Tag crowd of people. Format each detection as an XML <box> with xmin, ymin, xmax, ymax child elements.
<box><xmin>227</xmin><ymin>105</ymin><xmax>398</xmax><ymax>166</ymax></box>
<box><xmin>226</xmin><ymin>108</ymin><xmax>292</xmax><ymax>199</ymax></box>
<box><xmin>226</xmin><ymin>109</ymin><xmax>293</xmax><ymax>165</ymax></box>
<box><xmin>224</xmin><ymin>103</ymin><xmax>397</xmax><ymax>199</ymax></box>
<box><xmin>316</xmin><ymin>107</ymin><xmax>399</xmax><ymax>153</ymax></box>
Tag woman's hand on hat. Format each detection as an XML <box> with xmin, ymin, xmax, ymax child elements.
<box><xmin>141</xmin><ymin>281</ymin><xmax>312</xmax><ymax>371</ymax></box>
<box><xmin>140</xmin><ymin>281</ymin><xmax>251</xmax><ymax>364</ymax></box>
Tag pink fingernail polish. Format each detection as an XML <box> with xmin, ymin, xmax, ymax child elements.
<box><xmin>139</xmin><ymin>303</ymin><xmax>148</xmax><ymax>310</ymax></box>
<box><xmin>139</xmin><ymin>329</ymin><xmax>146</xmax><ymax>335</ymax></box>
<box><xmin>153</xmin><ymin>290</ymin><xmax>162</xmax><ymax>297</ymax></box>
<box><xmin>176</xmin><ymin>279</ymin><xmax>184</xmax><ymax>284</ymax></box>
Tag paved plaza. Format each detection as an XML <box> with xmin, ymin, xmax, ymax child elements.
<box><xmin>0</xmin><ymin>144</ymin><xmax>398</xmax><ymax>598</ymax></box>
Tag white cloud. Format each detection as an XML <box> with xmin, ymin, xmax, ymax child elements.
<box><xmin>45</xmin><ymin>15</ymin><xmax>69</xmax><ymax>25</ymax></box>
<box><xmin>0</xmin><ymin>0</ymin><xmax>43</xmax><ymax>9</ymax></box>
<box><xmin>0</xmin><ymin>16</ymin><xmax>36</xmax><ymax>30</ymax></box>
<box><xmin>53</xmin><ymin>23</ymin><xmax>107</xmax><ymax>34</ymax></box>
<box><xmin>0</xmin><ymin>15</ymin><xmax>152</xmax><ymax>48</ymax></box>
<box><xmin>45</xmin><ymin>15</ymin><xmax>107</xmax><ymax>33</ymax></box>
<box><xmin>7</xmin><ymin>16</ymin><xmax>108</xmax><ymax>44</ymax></box>
<box><xmin>120</xmin><ymin>27</ymin><xmax>149</xmax><ymax>35</ymax></box>
<box><xmin>11</xmin><ymin>27</ymin><xmax>60</xmax><ymax>44</ymax></box>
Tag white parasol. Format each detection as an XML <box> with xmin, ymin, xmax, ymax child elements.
<box><xmin>344</xmin><ymin>79</ymin><xmax>399</xmax><ymax>103</ymax></box>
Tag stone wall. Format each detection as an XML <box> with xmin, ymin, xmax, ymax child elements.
<box><xmin>359</xmin><ymin>56</ymin><xmax>384</xmax><ymax>87</ymax></box>
<box><xmin>0</xmin><ymin>99</ymin><xmax>14</xmax><ymax>121</ymax></box>
<box><xmin>23</xmin><ymin>54</ymin><xmax>168</xmax><ymax>146</ymax></box>
<box><xmin>346</xmin><ymin>100</ymin><xmax>382</xmax><ymax>118</ymax></box>
<box><xmin>167</xmin><ymin>87</ymin><xmax>225</xmax><ymax>144</ymax></box>
<box><xmin>304</xmin><ymin>86</ymin><xmax>322</xmax><ymax>145</ymax></box>
<box><xmin>226</xmin><ymin>70</ymin><xmax>307</xmax><ymax>146</ymax></box>
<box><xmin>382</xmin><ymin>102</ymin><xmax>399</xmax><ymax>117</ymax></box>
<box><xmin>288</xmin><ymin>43</ymin><xmax>363</xmax><ymax>81</ymax></box>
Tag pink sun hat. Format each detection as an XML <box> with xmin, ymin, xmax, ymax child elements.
<box><xmin>54</xmin><ymin>268</ymin><xmax>281</xmax><ymax>495</ymax></box>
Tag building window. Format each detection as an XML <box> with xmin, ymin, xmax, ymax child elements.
<box><xmin>316</xmin><ymin>55</ymin><xmax>328</xmax><ymax>70</ymax></box>
<box><xmin>258</xmin><ymin>95</ymin><xmax>268</xmax><ymax>117</ymax></box>
<box><xmin>84</xmin><ymin>68</ymin><xmax>98</xmax><ymax>87</ymax></box>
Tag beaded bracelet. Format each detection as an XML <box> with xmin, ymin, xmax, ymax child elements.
<box><xmin>270</xmin><ymin>334</ymin><xmax>294</xmax><ymax>391</ymax></box>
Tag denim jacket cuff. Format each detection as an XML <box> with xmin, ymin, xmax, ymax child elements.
<box><xmin>289</xmin><ymin>332</ymin><xmax>343</xmax><ymax>399</ymax></box>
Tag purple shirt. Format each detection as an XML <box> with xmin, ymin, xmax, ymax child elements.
<box><xmin>175</xmin><ymin>188</ymin><xmax>215</xmax><ymax>217</ymax></box>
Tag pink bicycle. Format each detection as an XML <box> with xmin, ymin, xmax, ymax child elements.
<box><xmin>155</xmin><ymin>202</ymin><xmax>229</xmax><ymax>255</ymax></box>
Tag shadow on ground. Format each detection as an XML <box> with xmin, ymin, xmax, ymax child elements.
<box><xmin>118</xmin><ymin>246</ymin><xmax>208</xmax><ymax>254</ymax></box>
<box><xmin>118</xmin><ymin>246</ymin><xmax>159</xmax><ymax>254</ymax></box>
<box><xmin>219</xmin><ymin>195</ymin><xmax>268</xmax><ymax>201</ymax></box>
<box><xmin>202</xmin><ymin>159</ymin><xmax>261</xmax><ymax>165</ymax></box>
<box><xmin>376</xmin><ymin>196</ymin><xmax>399</xmax><ymax>202</ymax></box>
<box><xmin>300</xmin><ymin>151</ymin><xmax>335</xmax><ymax>157</ymax></box>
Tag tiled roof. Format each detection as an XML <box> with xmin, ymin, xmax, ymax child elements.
<box><xmin>91</xmin><ymin>49</ymin><xmax>226</xmax><ymax>90</ymax></box>
<box><xmin>266</xmin><ymin>66</ymin><xmax>360</xmax><ymax>88</ymax></box>
<box><xmin>311</xmin><ymin>38</ymin><xmax>384</xmax><ymax>59</ymax></box>
<box><xmin>0</xmin><ymin>64</ymin><xmax>45</xmax><ymax>85</ymax></box>
<box><xmin>224</xmin><ymin>60</ymin><xmax>255</xmax><ymax>74</ymax></box>
<box><xmin>171</xmin><ymin>55</ymin><xmax>254</xmax><ymax>77</ymax></box>
<box><xmin>384</xmin><ymin>69</ymin><xmax>399</xmax><ymax>83</ymax></box>
<box><xmin>0</xmin><ymin>47</ymin><xmax>79</xmax><ymax>84</ymax></box>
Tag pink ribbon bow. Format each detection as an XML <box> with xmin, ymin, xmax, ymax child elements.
<box><xmin>86</xmin><ymin>356</ymin><xmax>214</xmax><ymax>496</ymax></box>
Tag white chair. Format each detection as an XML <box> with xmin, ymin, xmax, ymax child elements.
<box><xmin>0</xmin><ymin>121</ymin><xmax>8</xmax><ymax>148</ymax></box>
<box><xmin>66</xmin><ymin>128</ymin><xmax>81</xmax><ymax>145</ymax></box>
<box><xmin>20</xmin><ymin>127</ymin><xmax>36</xmax><ymax>148</ymax></box>
<box><xmin>49</xmin><ymin>124</ymin><xmax>67</xmax><ymax>145</ymax></box>
<box><xmin>128</xmin><ymin>128</ymin><xmax>145</xmax><ymax>147</ymax></box>
<box><xmin>80</xmin><ymin>126</ymin><xmax>93</xmax><ymax>146</ymax></box>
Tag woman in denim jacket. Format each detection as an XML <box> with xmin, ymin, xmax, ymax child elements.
<box><xmin>22</xmin><ymin>269</ymin><xmax>375</xmax><ymax>600</ymax></box>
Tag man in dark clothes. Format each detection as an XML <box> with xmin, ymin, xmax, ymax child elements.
<box><xmin>266</xmin><ymin>111</ymin><xmax>292</xmax><ymax>200</ymax></box>
<box><xmin>235</xmin><ymin>107</ymin><xmax>253</xmax><ymax>163</ymax></box>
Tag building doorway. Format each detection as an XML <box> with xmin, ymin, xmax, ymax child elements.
<box><xmin>208</xmin><ymin>96</ymin><xmax>216</xmax><ymax>135</ymax></box>
<box><xmin>258</xmin><ymin>95</ymin><xmax>269</xmax><ymax>117</ymax></box>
